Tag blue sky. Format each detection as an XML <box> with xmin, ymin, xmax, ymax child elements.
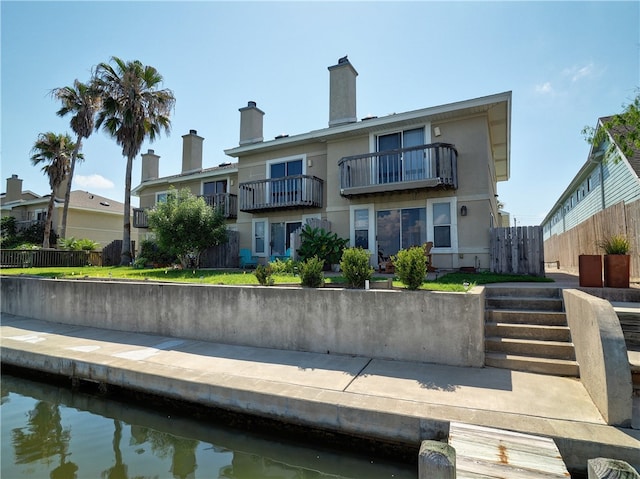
<box><xmin>2</xmin><ymin>1</ymin><xmax>638</xmax><ymax>226</ymax></box>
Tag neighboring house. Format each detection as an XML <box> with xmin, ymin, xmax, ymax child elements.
<box><xmin>541</xmin><ymin>116</ymin><xmax>640</xmax><ymax>279</ymax></box>
<box><xmin>131</xmin><ymin>134</ymin><xmax>239</xmax><ymax>243</ymax></box>
<box><xmin>542</xmin><ymin>117</ymin><xmax>640</xmax><ymax>240</ymax></box>
<box><xmin>1</xmin><ymin>174</ymin><xmax>138</xmax><ymax>249</ymax></box>
<box><xmin>132</xmin><ymin>58</ymin><xmax>511</xmax><ymax>271</ymax></box>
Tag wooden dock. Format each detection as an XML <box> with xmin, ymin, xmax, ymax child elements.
<box><xmin>448</xmin><ymin>422</ymin><xmax>570</xmax><ymax>478</ymax></box>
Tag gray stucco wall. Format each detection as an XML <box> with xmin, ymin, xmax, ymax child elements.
<box><xmin>0</xmin><ymin>276</ymin><xmax>485</xmax><ymax>367</ymax></box>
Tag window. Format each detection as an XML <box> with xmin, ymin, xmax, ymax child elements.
<box><xmin>376</xmin><ymin>128</ymin><xmax>426</xmax><ymax>183</ymax></box>
<box><xmin>354</xmin><ymin>209</ymin><xmax>370</xmax><ymax>249</ymax></box>
<box><xmin>269</xmin><ymin>157</ymin><xmax>303</xmax><ymax>204</ymax></box>
<box><xmin>253</xmin><ymin>219</ymin><xmax>266</xmax><ymax>256</ymax></box>
<box><xmin>433</xmin><ymin>202</ymin><xmax>452</xmax><ymax>248</ymax></box>
<box><xmin>203</xmin><ymin>180</ymin><xmax>227</xmax><ymax>196</ymax></box>
<box><xmin>376</xmin><ymin>208</ymin><xmax>426</xmax><ymax>259</ymax></box>
<box><xmin>156</xmin><ymin>192</ymin><xmax>168</xmax><ymax>204</ymax></box>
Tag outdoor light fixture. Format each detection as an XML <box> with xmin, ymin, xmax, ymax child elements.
<box><xmin>461</xmin><ymin>205</ymin><xmax>467</xmax><ymax>216</ymax></box>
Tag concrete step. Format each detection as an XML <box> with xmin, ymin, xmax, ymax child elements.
<box><xmin>485</xmin><ymin>322</ymin><xmax>572</xmax><ymax>342</ymax></box>
<box><xmin>485</xmin><ymin>287</ymin><xmax>561</xmax><ymax>299</ymax></box>
<box><xmin>486</xmin><ymin>309</ymin><xmax>568</xmax><ymax>326</ymax></box>
<box><xmin>486</xmin><ymin>297</ymin><xmax>564</xmax><ymax>312</ymax></box>
<box><xmin>485</xmin><ymin>337</ymin><xmax>576</xmax><ymax>361</ymax></box>
<box><xmin>485</xmin><ymin>353</ymin><xmax>580</xmax><ymax>377</ymax></box>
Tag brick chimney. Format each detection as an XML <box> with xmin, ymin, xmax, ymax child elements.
<box><xmin>182</xmin><ymin>129</ymin><xmax>204</xmax><ymax>173</ymax></box>
<box><xmin>239</xmin><ymin>101</ymin><xmax>264</xmax><ymax>145</ymax></box>
<box><xmin>141</xmin><ymin>149</ymin><xmax>160</xmax><ymax>182</ymax></box>
<box><xmin>328</xmin><ymin>56</ymin><xmax>358</xmax><ymax>127</ymax></box>
<box><xmin>5</xmin><ymin>174</ymin><xmax>23</xmax><ymax>202</ymax></box>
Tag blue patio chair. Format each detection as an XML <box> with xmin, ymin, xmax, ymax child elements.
<box><xmin>239</xmin><ymin>249</ymin><xmax>258</xmax><ymax>268</ymax></box>
<box><xmin>269</xmin><ymin>248</ymin><xmax>292</xmax><ymax>263</ymax></box>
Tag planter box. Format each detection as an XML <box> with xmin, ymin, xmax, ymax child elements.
<box><xmin>579</xmin><ymin>255</ymin><xmax>603</xmax><ymax>288</ymax></box>
<box><xmin>604</xmin><ymin>254</ymin><xmax>630</xmax><ymax>288</ymax></box>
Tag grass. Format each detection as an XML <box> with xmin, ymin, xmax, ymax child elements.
<box><xmin>1</xmin><ymin>265</ymin><xmax>553</xmax><ymax>292</ymax></box>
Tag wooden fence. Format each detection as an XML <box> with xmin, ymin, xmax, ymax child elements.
<box><xmin>490</xmin><ymin>226</ymin><xmax>545</xmax><ymax>276</ymax></box>
<box><xmin>544</xmin><ymin>200</ymin><xmax>640</xmax><ymax>281</ymax></box>
<box><xmin>0</xmin><ymin>249</ymin><xmax>102</xmax><ymax>268</ymax></box>
<box><xmin>200</xmin><ymin>230</ymin><xmax>239</xmax><ymax>268</ymax></box>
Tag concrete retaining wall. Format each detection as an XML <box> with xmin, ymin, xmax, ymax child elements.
<box><xmin>0</xmin><ymin>276</ymin><xmax>485</xmax><ymax>367</ymax></box>
<box><xmin>562</xmin><ymin>289</ymin><xmax>632</xmax><ymax>426</ymax></box>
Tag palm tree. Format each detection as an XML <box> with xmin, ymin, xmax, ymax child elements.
<box><xmin>92</xmin><ymin>57</ymin><xmax>175</xmax><ymax>265</ymax></box>
<box><xmin>51</xmin><ymin>80</ymin><xmax>100</xmax><ymax>239</ymax></box>
<box><xmin>30</xmin><ymin>132</ymin><xmax>75</xmax><ymax>248</ymax></box>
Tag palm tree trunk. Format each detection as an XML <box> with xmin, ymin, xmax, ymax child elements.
<box><xmin>43</xmin><ymin>193</ymin><xmax>56</xmax><ymax>248</ymax></box>
<box><xmin>60</xmin><ymin>138</ymin><xmax>82</xmax><ymax>239</ymax></box>
<box><xmin>120</xmin><ymin>154</ymin><xmax>133</xmax><ymax>265</ymax></box>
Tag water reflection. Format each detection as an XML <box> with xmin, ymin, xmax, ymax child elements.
<box><xmin>1</xmin><ymin>374</ymin><xmax>415</xmax><ymax>479</ymax></box>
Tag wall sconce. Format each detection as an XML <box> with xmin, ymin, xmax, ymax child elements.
<box><xmin>434</xmin><ymin>126</ymin><xmax>441</xmax><ymax>137</ymax></box>
<box><xmin>460</xmin><ymin>205</ymin><xmax>467</xmax><ymax>216</ymax></box>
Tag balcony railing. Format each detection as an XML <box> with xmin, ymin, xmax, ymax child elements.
<box><xmin>199</xmin><ymin>193</ymin><xmax>238</xmax><ymax>219</ymax></box>
<box><xmin>132</xmin><ymin>193</ymin><xmax>238</xmax><ymax>229</ymax></box>
<box><xmin>239</xmin><ymin>175</ymin><xmax>324</xmax><ymax>212</ymax></box>
<box><xmin>338</xmin><ymin>143</ymin><xmax>458</xmax><ymax>197</ymax></box>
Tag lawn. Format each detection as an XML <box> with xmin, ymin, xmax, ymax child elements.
<box><xmin>0</xmin><ymin>266</ymin><xmax>553</xmax><ymax>292</ymax></box>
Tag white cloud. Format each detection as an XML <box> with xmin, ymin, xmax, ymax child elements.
<box><xmin>535</xmin><ymin>82</ymin><xmax>554</xmax><ymax>94</ymax></box>
<box><xmin>563</xmin><ymin>62</ymin><xmax>595</xmax><ymax>82</ymax></box>
<box><xmin>74</xmin><ymin>174</ymin><xmax>115</xmax><ymax>190</ymax></box>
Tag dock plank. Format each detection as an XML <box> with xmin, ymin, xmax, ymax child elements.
<box><xmin>449</xmin><ymin>422</ymin><xmax>570</xmax><ymax>478</ymax></box>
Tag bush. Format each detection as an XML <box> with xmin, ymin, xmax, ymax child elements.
<box><xmin>299</xmin><ymin>256</ymin><xmax>325</xmax><ymax>288</ymax></box>
<box><xmin>340</xmin><ymin>247</ymin><xmax>374</xmax><ymax>288</ymax></box>
<box><xmin>598</xmin><ymin>234</ymin><xmax>631</xmax><ymax>255</ymax></box>
<box><xmin>254</xmin><ymin>264</ymin><xmax>274</xmax><ymax>286</ymax></box>
<box><xmin>297</xmin><ymin>225</ymin><xmax>349</xmax><ymax>268</ymax></box>
<box><xmin>269</xmin><ymin>257</ymin><xmax>298</xmax><ymax>275</ymax></box>
<box><xmin>393</xmin><ymin>246</ymin><xmax>427</xmax><ymax>290</ymax></box>
<box><xmin>139</xmin><ymin>239</ymin><xmax>176</xmax><ymax>266</ymax></box>
<box><xmin>57</xmin><ymin>237</ymin><xmax>100</xmax><ymax>251</ymax></box>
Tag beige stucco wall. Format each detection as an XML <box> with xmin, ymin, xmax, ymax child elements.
<box><xmin>2</xmin><ymin>203</ymin><xmax>136</xmax><ymax>249</ymax></box>
<box><xmin>233</xmin><ymin>113</ymin><xmax>501</xmax><ymax>269</ymax></box>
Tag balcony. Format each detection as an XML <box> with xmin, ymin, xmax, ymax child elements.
<box><xmin>338</xmin><ymin>143</ymin><xmax>458</xmax><ymax>197</ymax></box>
<box><xmin>239</xmin><ymin>175</ymin><xmax>324</xmax><ymax>212</ymax></box>
<box><xmin>133</xmin><ymin>193</ymin><xmax>238</xmax><ymax>229</ymax></box>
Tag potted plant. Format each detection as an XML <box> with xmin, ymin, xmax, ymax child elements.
<box><xmin>599</xmin><ymin>234</ymin><xmax>631</xmax><ymax>288</ymax></box>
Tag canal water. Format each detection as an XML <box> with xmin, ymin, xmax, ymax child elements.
<box><xmin>1</xmin><ymin>373</ymin><xmax>416</xmax><ymax>479</ymax></box>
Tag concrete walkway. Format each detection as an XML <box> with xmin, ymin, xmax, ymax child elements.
<box><xmin>1</xmin><ymin>310</ymin><xmax>639</xmax><ymax>474</ymax></box>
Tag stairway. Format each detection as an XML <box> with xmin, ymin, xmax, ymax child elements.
<box><xmin>485</xmin><ymin>287</ymin><xmax>580</xmax><ymax>377</ymax></box>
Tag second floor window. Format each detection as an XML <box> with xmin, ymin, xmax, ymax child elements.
<box><xmin>203</xmin><ymin>180</ymin><xmax>227</xmax><ymax>196</ymax></box>
<box><xmin>377</xmin><ymin>128</ymin><xmax>425</xmax><ymax>183</ymax></box>
<box><xmin>269</xmin><ymin>158</ymin><xmax>303</xmax><ymax>203</ymax></box>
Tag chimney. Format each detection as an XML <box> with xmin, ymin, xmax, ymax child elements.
<box><xmin>182</xmin><ymin>129</ymin><xmax>204</xmax><ymax>173</ymax></box>
<box><xmin>328</xmin><ymin>56</ymin><xmax>358</xmax><ymax>127</ymax></box>
<box><xmin>141</xmin><ymin>149</ymin><xmax>160</xmax><ymax>182</ymax></box>
<box><xmin>239</xmin><ymin>101</ymin><xmax>264</xmax><ymax>145</ymax></box>
<box><xmin>5</xmin><ymin>174</ymin><xmax>23</xmax><ymax>202</ymax></box>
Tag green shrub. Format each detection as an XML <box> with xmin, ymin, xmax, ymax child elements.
<box><xmin>340</xmin><ymin>247</ymin><xmax>374</xmax><ymax>288</ymax></box>
<box><xmin>254</xmin><ymin>264</ymin><xmax>274</xmax><ymax>286</ymax></box>
<box><xmin>297</xmin><ymin>225</ymin><xmax>349</xmax><ymax>267</ymax></box>
<box><xmin>393</xmin><ymin>246</ymin><xmax>427</xmax><ymax>290</ymax></box>
<box><xmin>269</xmin><ymin>257</ymin><xmax>298</xmax><ymax>275</ymax></box>
<box><xmin>133</xmin><ymin>256</ymin><xmax>148</xmax><ymax>269</ymax></box>
<box><xmin>598</xmin><ymin>234</ymin><xmax>631</xmax><ymax>255</ymax></box>
<box><xmin>139</xmin><ymin>239</ymin><xmax>176</xmax><ymax>266</ymax></box>
<box><xmin>76</xmin><ymin>238</ymin><xmax>100</xmax><ymax>251</ymax></box>
<box><xmin>299</xmin><ymin>256</ymin><xmax>325</xmax><ymax>288</ymax></box>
